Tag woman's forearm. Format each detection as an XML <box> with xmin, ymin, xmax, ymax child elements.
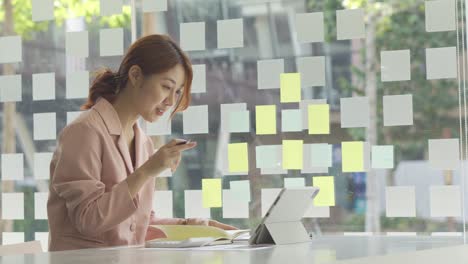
<box><xmin>126</xmin><ymin>168</ymin><xmax>151</xmax><ymax>198</ymax></box>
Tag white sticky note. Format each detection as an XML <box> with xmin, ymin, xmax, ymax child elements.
<box><xmin>146</xmin><ymin>111</ymin><xmax>172</xmax><ymax>135</ymax></box>
<box><xmin>228</xmin><ymin>110</ymin><xmax>250</xmax><ymax>133</ymax></box>
<box><xmin>300</xmin><ymin>99</ymin><xmax>327</xmax><ymax>130</ymax></box>
<box><xmin>34</xmin><ymin>152</ymin><xmax>53</xmax><ymax>180</ymax></box>
<box><xmin>66</xmin><ymin>111</ymin><xmax>83</xmax><ymax>125</ymax></box>
<box><xmin>66</xmin><ymin>31</ymin><xmax>89</xmax><ymax>58</ymax></box>
<box><xmin>191</xmin><ymin>64</ymin><xmax>206</xmax><ymax>93</ymax></box>
<box><xmin>340</xmin><ymin>97</ymin><xmax>369</xmax><ymax>128</ymax></box>
<box><xmin>35</xmin><ymin>232</ymin><xmax>49</xmax><ymax>251</ymax></box>
<box><xmin>33</xmin><ymin>73</ymin><xmax>55</xmax><ymax>101</ymax></box>
<box><xmin>256</xmin><ymin>145</ymin><xmax>281</xmax><ymax>169</ymax></box>
<box><xmin>32</xmin><ymin>0</ymin><xmax>54</xmax><ymax>21</ymax></box>
<box><xmin>284</xmin><ymin>178</ymin><xmax>305</xmax><ymax>188</ymax></box>
<box><xmin>34</xmin><ymin>192</ymin><xmax>48</xmax><ymax>220</ymax></box>
<box><xmin>217</xmin><ymin>18</ymin><xmax>244</xmax><ymax>49</ymax></box>
<box><xmin>302</xmin><ymin>144</ymin><xmax>329</xmax><ymax>174</ymax></box>
<box><xmin>183</xmin><ymin>105</ymin><xmax>209</xmax><ymax>134</ymax></box>
<box><xmin>66</xmin><ymin>71</ymin><xmax>89</xmax><ymax>99</ymax></box>
<box><xmin>153</xmin><ymin>191</ymin><xmax>173</xmax><ymax>218</ymax></box>
<box><xmin>309</xmin><ymin>144</ymin><xmax>332</xmax><ymax>168</ymax></box>
<box><xmin>230</xmin><ymin>180</ymin><xmax>251</xmax><ymax>202</ymax></box>
<box><xmin>184</xmin><ymin>190</ymin><xmax>211</xmax><ymax>218</ymax></box>
<box><xmin>0</xmin><ymin>36</ymin><xmax>22</xmax><ymax>63</ymax></box>
<box><xmin>2</xmin><ymin>193</ymin><xmax>24</xmax><ymax>219</ymax></box>
<box><xmin>220</xmin><ymin>103</ymin><xmax>247</xmax><ymax>132</ymax></box>
<box><xmin>222</xmin><ymin>190</ymin><xmax>249</xmax><ymax>218</ymax></box>
<box><xmin>2</xmin><ymin>232</ymin><xmax>24</xmax><ymax>245</ymax></box>
<box><xmin>296</xmin><ymin>56</ymin><xmax>325</xmax><ymax>87</ymax></box>
<box><xmin>426</xmin><ymin>0</ymin><xmax>456</xmax><ymax>32</ymax></box>
<box><xmin>383</xmin><ymin>94</ymin><xmax>413</xmax><ymax>126</ymax></box>
<box><xmin>180</xmin><ymin>22</ymin><xmax>205</xmax><ymax>51</ymax></box>
<box><xmin>295</xmin><ymin>12</ymin><xmax>324</xmax><ymax>43</ymax></box>
<box><xmin>426</xmin><ymin>46</ymin><xmax>457</xmax><ymax>80</ymax></box>
<box><xmin>142</xmin><ymin>0</ymin><xmax>167</xmax><ymax>12</ymax></box>
<box><xmin>428</xmin><ymin>138</ymin><xmax>460</xmax><ymax>170</ymax></box>
<box><xmin>100</xmin><ymin>28</ymin><xmax>124</xmax><ymax>56</ymax></box>
<box><xmin>372</xmin><ymin>145</ymin><xmax>394</xmax><ymax>169</ymax></box>
<box><xmin>0</xmin><ymin>75</ymin><xmax>22</xmax><ymax>102</ymax></box>
<box><xmin>261</xmin><ymin>188</ymin><xmax>282</xmax><ymax>217</ymax></box>
<box><xmin>381</xmin><ymin>50</ymin><xmax>411</xmax><ymax>82</ymax></box>
<box><xmin>385</xmin><ymin>186</ymin><xmax>416</xmax><ymax>217</ymax></box>
<box><xmin>281</xmin><ymin>109</ymin><xmax>302</xmax><ymax>132</ymax></box>
<box><xmin>1</xmin><ymin>153</ymin><xmax>24</xmax><ymax>181</ymax></box>
<box><xmin>430</xmin><ymin>185</ymin><xmax>461</xmax><ymax>217</ymax></box>
<box><xmin>100</xmin><ymin>0</ymin><xmax>122</xmax><ymax>16</ymax></box>
<box><xmin>257</xmin><ymin>59</ymin><xmax>284</xmax><ymax>89</ymax></box>
<box><xmin>304</xmin><ymin>203</ymin><xmax>330</xmax><ymax>218</ymax></box>
<box><xmin>336</xmin><ymin>8</ymin><xmax>365</xmax><ymax>40</ymax></box>
<box><xmin>34</xmin><ymin>113</ymin><xmax>56</xmax><ymax>140</ymax></box>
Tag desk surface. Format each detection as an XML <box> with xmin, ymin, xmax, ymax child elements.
<box><xmin>1</xmin><ymin>236</ymin><xmax>467</xmax><ymax>264</ymax></box>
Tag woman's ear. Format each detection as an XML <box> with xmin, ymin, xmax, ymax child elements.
<box><xmin>128</xmin><ymin>65</ymin><xmax>143</xmax><ymax>88</ymax></box>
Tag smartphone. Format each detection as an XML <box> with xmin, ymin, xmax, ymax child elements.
<box><xmin>176</xmin><ymin>140</ymin><xmax>189</xmax><ymax>145</ymax></box>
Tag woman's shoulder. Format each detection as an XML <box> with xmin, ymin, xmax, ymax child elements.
<box><xmin>59</xmin><ymin>110</ymin><xmax>104</xmax><ymax>141</ymax></box>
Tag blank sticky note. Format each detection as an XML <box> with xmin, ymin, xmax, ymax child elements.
<box><xmin>383</xmin><ymin>94</ymin><xmax>413</xmax><ymax>126</ymax></box>
<box><xmin>310</xmin><ymin>144</ymin><xmax>332</xmax><ymax>168</ymax></box>
<box><xmin>191</xmin><ymin>64</ymin><xmax>206</xmax><ymax>93</ymax></box>
<box><xmin>32</xmin><ymin>0</ymin><xmax>54</xmax><ymax>21</ymax></box>
<box><xmin>34</xmin><ymin>152</ymin><xmax>53</xmax><ymax>180</ymax></box>
<box><xmin>426</xmin><ymin>47</ymin><xmax>457</xmax><ymax>79</ymax></box>
<box><xmin>255</xmin><ymin>105</ymin><xmax>276</xmax><ymax>135</ymax></box>
<box><xmin>2</xmin><ymin>232</ymin><xmax>24</xmax><ymax>245</ymax></box>
<box><xmin>34</xmin><ymin>192</ymin><xmax>48</xmax><ymax>220</ymax></box>
<box><xmin>304</xmin><ymin>203</ymin><xmax>330</xmax><ymax>218</ymax></box>
<box><xmin>228</xmin><ymin>110</ymin><xmax>250</xmax><ymax>133</ymax></box>
<box><xmin>35</xmin><ymin>232</ymin><xmax>49</xmax><ymax>252</ymax></box>
<box><xmin>261</xmin><ymin>188</ymin><xmax>282</xmax><ymax>216</ymax></box>
<box><xmin>183</xmin><ymin>105</ymin><xmax>209</xmax><ymax>134</ymax></box>
<box><xmin>142</xmin><ymin>0</ymin><xmax>167</xmax><ymax>12</ymax></box>
<box><xmin>430</xmin><ymin>185</ymin><xmax>461</xmax><ymax>217</ymax></box>
<box><xmin>228</xmin><ymin>143</ymin><xmax>248</xmax><ymax>173</ymax></box>
<box><xmin>340</xmin><ymin>97</ymin><xmax>369</xmax><ymax>128</ymax></box>
<box><xmin>284</xmin><ymin>178</ymin><xmax>305</xmax><ymax>188</ymax></box>
<box><xmin>385</xmin><ymin>186</ymin><xmax>415</xmax><ymax>217</ymax></box>
<box><xmin>1</xmin><ymin>153</ymin><xmax>24</xmax><ymax>181</ymax></box>
<box><xmin>217</xmin><ymin>18</ymin><xmax>244</xmax><ymax>49</ymax></box>
<box><xmin>312</xmin><ymin>176</ymin><xmax>335</xmax><ymax>206</ymax></box>
<box><xmin>280</xmin><ymin>73</ymin><xmax>301</xmax><ymax>103</ymax></box>
<box><xmin>202</xmin><ymin>179</ymin><xmax>222</xmax><ymax>208</ymax></box>
<box><xmin>180</xmin><ymin>22</ymin><xmax>205</xmax><ymax>51</ymax></box>
<box><xmin>153</xmin><ymin>191</ymin><xmax>173</xmax><ymax>218</ymax></box>
<box><xmin>0</xmin><ymin>36</ymin><xmax>21</xmax><ymax>63</ymax></box>
<box><xmin>308</xmin><ymin>104</ymin><xmax>329</xmax><ymax>134</ymax></box>
<box><xmin>257</xmin><ymin>59</ymin><xmax>284</xmax><ymax>89</ymax></box>
<box><xmin>33</xmin><ymin>73</ymin><xmax>55</xmax><ymax>101</ymax></box>
<box><xmin>2</xmin><ymin>193</ymin><xmax>24</xmax><ymax>219</ymax></box>
<box><xmin>0</xmin><ymin>75</ymin><xmax>22</xmax><ymax>102</ymax></box>
<box><xmin>381</xmin><ymin>50</ymin><xmax>411</xmax><ymax>82</ymax></box>
<box><xmin>66</xmin><ymin>71</ymin><xmax>89</xmax><ymax>99</ymax></box>
<box><xmin>336</xmin><ymin>9</ymin><xmax>365</xmax><ymax>40</ymax></box>
<box><xmin>282</xmin><ymin>140</ymin><xmax>303</xmax><ymax>170</ymax></box>
<box><xmin>34</xmin><ymin>113</ymin><xmax>56</xmax><ymax>140</ymax></box>
<box><xmin>230</xmin><ymin>180</ymin><xmax>250</xmax><ymax>202</ymax></box>
<box><xmin>428</xmin><ymin>138</ymin><xmax>460</xmax><ymax>169</ymax></box>
<box><xmin>66</xmin><ymin>31</ymin><xmax>89</xmax><ymax>58</ymax></box>
<box><xmin>100</xmin><ymin>28</ymin><xmax>124</xmax><ymax>56</ymax></box>
<box><xmin>100</xmin><ymin>0</ymin><xmax>122</xmax><ymax>16</ymax></box>
<box><xmin>426</xmin><ymin>0</ymin><xmax>456</xmax><ymax>32</ymax></box>
<box><xmin>300</xmin><ymin>99</ymin><xmax>327</xmax><ymax>130</ymax></box>
<box><xmin>297</xmin><ymin>56</ymin><xmax>325</xmax><ymax>87</ymax></box>
<box><xmin>184</xmin><ymin>190</ymin><xmax>210</xmax><ymax>218</ymax></box>
<box><xmin>372</xmin><ymin>145</ymin><xmax>394</xmax><ymax>169</ymax></box>
<box><xmin>342</xmin><ymin>141</ymin><xmax>364</xmax><ymax>172</ymax></box>
<box><xmin>295</xmin><ymin>12</ymin><xmax>324</xmax><ymax>43</ymax></box>
<box><xmin>222</xmin><ymin>190</ymin><xmax>249</xmax><ymax>218</ymax></box>
<box><xmin>256</xmin><ymin>145</ymin><xmax>281</xmax><ymax>169</ymax></box>
<box><xmin>281</xmin><ymin>109</ymin><xmax>302</xmax><ymax>132</ymax></box>
<box><xmin>146</xmin><ymin>110</ymin><xmax>171</xmax><ymax>135</ymax></box>
<box><xmin>220</xmin><ymin>103</ymin><xmax>247</xmax><ymax>132</ymax></box>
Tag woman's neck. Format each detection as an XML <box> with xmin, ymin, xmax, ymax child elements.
<box><xmin>112</xmin><ymin>92</ymin><xmax>139</xmax><ymax>136</ymax></box>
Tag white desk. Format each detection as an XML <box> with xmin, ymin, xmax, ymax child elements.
<box><xmin>1</xmin><ymin>236</ymin><xmax>466</xmax><ymax>264</ymax></box>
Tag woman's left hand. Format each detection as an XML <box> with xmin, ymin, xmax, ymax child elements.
<box><xmin>208</xmin><ymin>219</ymin><xmax>238</xmax><ymax>230</ymax></box>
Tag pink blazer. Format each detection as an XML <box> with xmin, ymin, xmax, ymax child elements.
<box><xmin>47</xmin><ymin>98</ymin><xmax>187</xmax><ymax>251</ymax></box>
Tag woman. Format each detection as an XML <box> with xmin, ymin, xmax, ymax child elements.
<box><xmin>47</xmin><ymin>34</ymin><xmax>236</xmax><ymax>251</ymax></box>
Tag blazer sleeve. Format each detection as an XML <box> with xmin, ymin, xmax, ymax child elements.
<box><xmin>51</xmin><ymin>123</ymin><xmax>139</xmax><ymax>237</ymax></box>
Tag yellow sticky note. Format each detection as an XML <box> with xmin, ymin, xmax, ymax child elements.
<box><xmin>280</xmin><ymin>73</ymin><xmax>301</xmax><ymax>103</ymax></box>
<box><xmin>308</xmin><ymin>104</ymin><xmax>330</xmax><ymax>134</ymax></box>
<box><xmin>313</xmin><ymin>176</ymin><xmax>335</xmax><ymax>206</ymax></box>
<box><xmin>228</xmin><ymin>143</ymin><xmax>249</xmax><ymax>172</ymax></box>
<box><xmin>255</xmin><ymin>105</ymin><xmax>276</xmax><ymax>134</ymax></box>
<box><xmin>282</xmin><ymin>140</ymin><xmax>303</xmax><ymax>170</ymax></box>
<box><xmin>202</xmin><ymin>178</ymin><xmax>222</xmax><ymax>208</ymax></box>
<box><xmin>342</xmin><ymin>141</ymin><xmax>364</xmax><ymax>172</ymax></box>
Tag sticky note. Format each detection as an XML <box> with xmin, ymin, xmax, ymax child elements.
<box><xmin>146</xmin><ymin>109</ymin><xmax>171</xmax><ymax>135</ymax></box>
<box><xmin>295</xmin><ymin>12</ymin><xmax>324</xmax><ymax>43</ymax></box>
<box><xmin>230</xmin><ymin>180</ymin><xmax>251</xmax><ymax>202</ymax></box>
<box><xmin>280</xmin><ymin>73</ymin><xmax>301</xmax><ymax>103</ymax></box>
<box><xmin>296</xmin><ymin>56</ymin><xmax>325</xmax><ymax>87</ymax></box>
<box><xmin>383</xmin><ymin>94</ymin><xmax>413</xmax><ymax>126</ymax></box>
<box><xmin>302</xmin><ymin>144</ymin><xmax>329</xmax><ymax>174</ymax></box>
<box><xmin>100</xmin><ymin>28</ymin><xmax>124</xmax><ymax>56</ymax></box>
<box><xmin>35</xmin><ymin>232</ymin><xmax>49</xmax><ymax>251</ymax></box>
<box><xmin>2</xmin><ymin>193</ymin><xmax>24</xmax><ymax>219</ymax></box>
<box><xmin>282</xmin><ymin>140</ymin><xmax>303</xmax><ymax>170</ymax></box>
<box><xmin>426</xmin><ymin>0</ymin><xmax>456</xmax><ymax>32</ymax></box>
<box><xmin>255</xmin><ymin>105</ymin><xmax>276</xmax><ymax>134</ymax></box>
<box><xmin>257</xmin><ymin>59</ymin><xmax>284</xmax><ymax>89</ymax></box>
<box><xmin>256</xmin><ymin>145</ymin><xmax>281</xmax><ymax>169</ymax></box>
<box><xmin>281</xmin><ymin>109</ymin><xmax>302</xmax><ymax>132</ymax></box>
<box><xmin>381</xmin><ymin>50</ymin><xmax>411</xmax><ymax>82</ymax></box>
<box><xmin>100</xmin><ymin>0</ymin><xmax>123</xmax><ymax>16</ymax></box>
<box><xmin>340</xmin><ymin>97</ymin><xmax>369</xmax><ymax>128</ymax></box>
<box><xmin>372</xmin><ymin>145</ymin><xmax>394</xmax><ymax>169</ymax></box>
<box><xmin>202</xmin><ymin>179</ymin><xmax>222</xmax><ymax>208</ymax></box>
<box><xmin>222</xmin><ymin>190</ymin><xmax>249</xmax><ymax>218</ymax></box>
<box><xmin>191</xmin><ymin>64</ymin><xmax>206</xmax><ymax>93</ymax></box>
<box><xmin>34</xmin><ymin>113</ymin><xmax>56</xmax><ymax>140</ymax></box>
<box><xmin>428</xmin><ymin>138</ymin><xmax>460</xmax><ymax>170</ymax></box>
<box><xmin>284</xmin><ymin>178</ymin><xmax>305</xmax><ymax>188</ymax></box>
<box><xmin>34</xmin><ymin>192</ymin><xmax>48</xmax><ymax>220</ymax></box>
<box><xmin>310</xmin><ymin>144</ymin><xmax>332</xmax><ymax>168</ymax></box>
<box><xmin>183</xmin><ymin>105</ymin><xmax>209</xmax><ymax>134</ymax></box>
<box><xmin>180</xmin><ymin>22</ymin><xmax>206</xmax><ymax>51</ymax></box>
<box><xmin>336</xmin><ymin>9</ymin><xmax>365</xmax><ymax>40</ymax></box>
<box><xmin>308</xmin><ymin>104</ymin><xmax>329</xmax><ymax>134</ymax></box>
<box><xmin>304</xmin><ymin>203</ymin><xmax>330</xmax><ymax>218</ymax></box>
<box><xmin>426</xmin><ymin>47</ymin><xmax>457</xmax><ymax>79</ymax></box>
<box><xmin>385</xmin><ymin>186</ymin><xmax>415</xmax><ymax>217</ymax></box>
<box><xmin>430</xmin><ymin>185</ymin><xmax>461</xmax><ymax>217</ymax></box>
<box><xmin>2</xmin><ymin>232</ymin><xmax>24</xmax><ymax>245</ymax></box>
<box><xmin>261</xmin><ymin>188</ymin><xmax>282</xmax><ymax>216</ymax></box>
<box><xmin>228</xmin><ymin>143</ymin><xmax>248</xmax><ymax>172</ymax></box>
<box><xmin>66</xmin><ymin>111</ymin><xmax>82</xmax><ymax>125</ymax></box>
<box><xmin>217</xmin><ymin>18</ymin><xmax>244</xmax><ymax>49</ymax></box>
<box><xmin>312</xmin><ymin>176</ymin><xmax>335</xmax><ymax>206</ymax></box>
<box><xmin>0</xmin><ymin>36</ymin><xmax>21</xmax><ymax>63</ymax></box>
<box><xmin>32</xmin><ymin>0</ymin><xmax>54</xmax><ymax>21</ymax></box>
<box><xmin>0</xmin><ymin>75</ymin><xmax>22</xmax><ymax>102</ymax></box>
<box><xmin>184</xmin><ymin>190</ymin><xmax>210</xmax><ymax>218</ymax></box>
<box><xmin>142</xmin><ymin>0</ymin><xmax>167</xmax><ymax>12</ymax></box>
<box><xmin>1</xmin><ymin>153</ymin><xmax>24</xmax><ymax>181</ymax></box>
<box><xmin>153</xmin><ymin>191</ymin><xmax>173</xmax><ymax>218</ymax></box>
<box><xmin>66</xmin><ymin>31</ymin><xmax>89</xmax><ymax>58</ymax></box>
<box><xmin>300</xmin><ymin>99</ymin><xmax>326</xmax><ymax>130</ymax></box>
<box><xmin>342</xmin><ymin>141</ymin><xmax>364</xmax><ymax>172</ymax></box>
<box><xmin>228</xmin><ymin>110</ymin><xmax>250</xmax><ymax>133</ymax></box>
<box><xmin>33</xmin><ymin>73</ymin><xmax>55</xmax><ymax>101</ymax></box>
<box><xmin>34</xmin><ymin>152</ymin><xmax>53</xmax><ymax>180</ymax></box>
<box><xmin>66</xmin><ymin>71</ymin><xmax>89</xmax><ymax>99</ymax></box>
<box><xmin>220</xmin><ymin>103</ymin><xmax>247</xmax><ymax>132</ymax></box>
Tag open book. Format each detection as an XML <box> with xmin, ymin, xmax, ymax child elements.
<box><xmin>145</xmin><ymin>225</ymin><xmax>250</xmax><ymax>248</ymax></box>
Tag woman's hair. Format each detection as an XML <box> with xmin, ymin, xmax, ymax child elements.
<box><xmin>81</xmin><ymin>34</ymin><xmax>193</xmax><ymax>118</ymax></box>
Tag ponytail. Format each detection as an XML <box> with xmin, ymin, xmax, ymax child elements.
<box><xmin>81</xmin><ymin>68</ymin><xmax>120</xmax><ymax>110</ymax></box>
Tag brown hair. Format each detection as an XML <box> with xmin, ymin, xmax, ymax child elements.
<box><xmin>81</xmin><ymin>34</ymin><xmax>193</xmax><ymax>118</ymax></box>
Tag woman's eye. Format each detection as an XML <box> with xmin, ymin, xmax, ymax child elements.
<box><xmin>163</xmin><ymin>85</ymin><xmax>171</xmax><ymax>90</ymax></box>
<box><xmin>176</xmin><ymin>90</ymin><xmax>182</xmax><ymax>95</ymax></box>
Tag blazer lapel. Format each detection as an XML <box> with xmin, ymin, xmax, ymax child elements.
<box><xmin>134</xmin><ymin>122</ymin><xmax>146</xmax><ymax>169</ymax></box>
<box><xmin>116</xmin><ymin>135</ymin><xmax>134</xmax><ymax>174</ymax></box>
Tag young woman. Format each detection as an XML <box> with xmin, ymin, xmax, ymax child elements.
<box><xmin>47</xmin><ymin>34</ymin><xmax>236</xmax><ymax>251</ymax></box>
